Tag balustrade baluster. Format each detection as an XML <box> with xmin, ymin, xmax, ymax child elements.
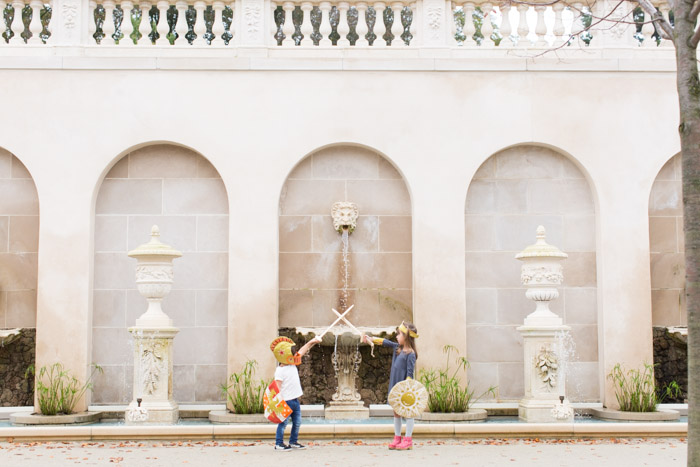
<box><xmin>193</xmin><ymin>0</ymin><xmax>206</xmax><ymax>44</ymax></box>
<box><xmin>121</xmin><ymin>0</ymin><xmax>135</xmax><ymax>44</ymax></box>
<box><xmin>389</xmin><ymin>2</ymin><xmax>402</xmax><ymax>46</ymax></box>
<box><xmin>449</xmin><ymin>1</ymin><xmax>458</xmax><ymax>45</ymax></box>
<box><xmin>337</xmin><ymin>1</ymin><xmax>350</xmax><ymax>45</ymax></box>
<box><xmin>226</xmin><ymin>1</ymin><xmax>235</xmax><ymax>44</ymax></box>
<box><xmin>515</xmin><ymin>3</ymin><xmax>527</xmax><ymax>46</ymax></box>
<box><xmin>282</xmin><ymin>1</ymin><xmax>294</xmax><ymax>45</ymax></box>
<box><xmin>534</xmin><ymin>5</ymin><xmax>546</xmax><ymax>46</ymax></box>
<box><xmin>300</xmin><ymin>1</ymin><xmax>313</xmax><ymax>45</ymax></box>
<box><xmin>104</xmin><ymin>0</ymin><xmax>116</xmax><ymax>44</ymax></box>
<box><xmin>175</xmin><ymin>0</ymin><xmax>188</xmax><ymax>43</ymax></box>
<box><xmin>356</xmin><ymin>1</ymin><xmax>368</xmax><ymax>46</ymax></box>
<box><xmin>480</xmin><ymin>2</ymin><xmax>493</xmax><ymax>46</ymax></box>
<box><xmin>10</xmin><ymin>0</ymin><xmax>23</xmax><ymax>43</ymax></box>
<box><xmin>0</xmin><ymin>0</ymin><xmax>7</xmax><ymax>44</ymax></box>
<box><xmin>319</xmin><ymin>1</ymin><xmax>332</xmax><ymax>45</ymax></box>
<box><xmin>500</xmin><ymin>4</ymin><xmax>512</xmax><ymax>46</ymax></box>
<box><xmin>28</xmin><ymin>0</ymin><xmax>41</xmax><ymax>43</ymax></box>
<box><xmin>462</xmin><ymin>2</ymin><xmax>475</xmax><ymax>45</ymax></box>
<box><xmin>88</xmin><ymin>0</ymin><xmax>97</xmax><ymax>43</ymax></box>
<box><xmin>641</xmin><ymin>8</ymin><xmax>655</xmax><ymax>46</ymax></box>
<box><xmin>139</xmin><ymin>1</ymin><xmax>151</xmax><ymax>43</ymax></box>
<box><xmin>658</xmin><ymin>2</ymin><xmax>671</xmax><ymax>46</ymax></box>
<box><xmin>155</xmin><ymin>0</ymin><xmax>168</xmax><ymax>43</ymax></box>
<box><xmin>373</xmin><ymin>1</ymin><xmax>386</xmax><ymax>45</ymax></box>
<box><xmin>212</xmin><ymin>1</ymin><xmax>224</xmax><ymax>45</ymax></box>
<box><xmin>552</xmin><ymin>3</ymin><xmax>565</xmax><ymax>46</ymax></box>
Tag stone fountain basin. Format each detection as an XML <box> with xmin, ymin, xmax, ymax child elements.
<box><xmin>0</xmin><ymin>328</ymin><xmax>21</xmax><ymax>347</ymax></box>
<box><xmin>295</xmin><ymin>325</ymin><xmax>396</xmax><ymax>346</ymax></box>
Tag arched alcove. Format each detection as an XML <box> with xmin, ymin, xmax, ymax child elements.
<box><xmin>278</xmin><ymin>144</ymin><xmax>412</xmax><ymax>404</ymax></box>
<box><xmin>648</xmin><ymin>154</ymin><xmax>685</xmax><ymax>326</ymax></box>
<box><xmin>0</xmin><ymin>147</ymin><xmax>39</xmax><ymax>407</ymax></box>
<box><xmin>465</xmin><ymin>144</ymin><xmax>599</xmax><ymax>402</ymax></box>
<box><xmin>91</xmin><ymin>144</ymin><xmax>229</xmax><ymax>404</ymax></box>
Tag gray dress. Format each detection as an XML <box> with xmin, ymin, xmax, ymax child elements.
<box><xmin>380</xmin><ymin>339</ymin><xmax>417</xmax><ymax>397</ymax></box>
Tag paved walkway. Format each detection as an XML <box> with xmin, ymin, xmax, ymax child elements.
<box><xmin>0</xmin><ymin>438</ymin><xmax>687</xmax><ymax>466</ymax></box>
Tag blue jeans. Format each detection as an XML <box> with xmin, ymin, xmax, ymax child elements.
<box><xmin>275</xmin><ymin>398</ymin><xmax>301</xmax><ymax>446</ymax></box>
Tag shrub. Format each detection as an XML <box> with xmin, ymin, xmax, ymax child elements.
<box><xmin>419</xmin><ymin>345</ymin><xmax>496</xmax><ymax>413</ymax></box>
<box><xmin>220</xmin><ymin>360</ymin><xmax>268</xmax><ymax>414</ymax></box>
<box><xmin>608</xmin><ymin>363</ymin><xmax>681</xmax><ymax>412</ymax></box>
<box><xmin>26</xmin><ymin>363</ymin><xmax>103</xmax><ymax>415</ymax></box>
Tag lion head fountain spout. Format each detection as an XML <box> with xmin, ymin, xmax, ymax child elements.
<box><xmin>331</xmin><ymin>202</ymin><xmax>359</xmax><ymax>234</ymax></box>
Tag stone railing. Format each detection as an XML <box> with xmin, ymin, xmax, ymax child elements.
<box><xmin>0</xmin><ymin>0</ymin><xmax>674</xmax><ymax>48</ymax></box>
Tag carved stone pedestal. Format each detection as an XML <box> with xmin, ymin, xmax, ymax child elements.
<box><xmin>517</xmin><ymin>325</ymin><xmax>573</xmax><ymax>422</ymax></box>
<box><xmin>127</xmin><ymin>327</ymin><xmax>179</xmax><ymax>425</ymax></box>
<box><xmin>325</xmin><ymin>342</ymin><xmax>369</xmax><ymax>420</ymax></box>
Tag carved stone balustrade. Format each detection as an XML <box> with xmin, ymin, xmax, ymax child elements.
<box><xmin>0</xmin><ymin>0</ymin><xmax>677</xmax><ymax>48</ymax></box>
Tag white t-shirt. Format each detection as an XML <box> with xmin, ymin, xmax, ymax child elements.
<box><xmin>274</xmin><ymin>364</ymin><xmax>303</xmax><ymax>401</ymax></box>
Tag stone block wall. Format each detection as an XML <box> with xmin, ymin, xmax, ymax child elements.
<box><xmin>652</xmin><ymin>326</ymin><xmax>687</xmax><ymax>403</ymax></box>
<box><xmin>649</xmin><ymin>155</ymin><xmax>686</xmax><ymax>326</ymax></box>
<box><xmin>92</xmin><ymin>144</ymin><xmax>229</xmax><ymax>404</ymax></box>
<box><xmin>279</xmin><ymin>146</ymin><xmax>412</xmax><ymax>329</ymax></box>
<box><xmin>0</xmin><ymin>150</ymin><xmax>39</xmax><ymax>329</ymax></box>
<box><xmin>465</xmin><ymin>145</ymin><xmax>599</xmax><ymax>401</ymax></box>
<box><xmin>0</xmin><ymin>329</ymin><xmax>35</xmax><ymax>406</ymax></box>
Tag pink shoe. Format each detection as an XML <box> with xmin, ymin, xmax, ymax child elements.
<box><xmin>388</xmin><ymin>436</ymin><xmax>402</xmax><ymax>450</ymax></box>
<box><xmin>395</xmin><ymin>436</ymin><xmax>413</xmax><ymax>450</ymax></box>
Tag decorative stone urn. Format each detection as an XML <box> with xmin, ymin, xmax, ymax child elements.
<box><xmin>516</xmin><ymin>226</ymin><xmax>573</xmax><ymax>423</ymax></box>
<box><xmin>126</xmin><ymin>225</ymin><xmax>182</xmax><ymax>425</ymax></box>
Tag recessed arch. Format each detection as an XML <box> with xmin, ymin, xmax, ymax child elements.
<box><xmin>90</xmin><ymin>143</ymin><xmax>229</xmax><ymax>405</ymax></box>
<box><xmin>277</xmin><ymin>143</ymin><xmax>412</xmax><ymax>405</ymax></box>
<box><xmin>0</xmin><ymin>146</ymin><xmax>40</xmax><ymax>407</ymax></box>
<box><xmin>464</xmin><ymin>143</ymin><xmax>600</xmax><ymax>402</ymax></box>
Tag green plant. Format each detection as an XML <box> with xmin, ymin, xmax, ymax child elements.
<box><xmin>418</xmin><ymin>345</ymin><xmax>496</xmax><ymax>413</ymax></box>
<box><xmin>25</xmin><ymin>363</ymin><xmax>103</xmax><ymax>415</ymax></box>
<box><xmin>607</xmin><ymin>363</ymin><xmax>682</xmax><ymax>412</ymax></box>
<box><xmin>220</xmin><ymin>360</ymin><xmax>268</xmax><ymax>414</ymax></box>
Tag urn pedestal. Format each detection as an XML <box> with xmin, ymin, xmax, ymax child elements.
<box><xmin>126</xmin><ymin>226</ymin><xmax>182</xmax><ymax>425</ymax></box>
<box><xmin>516</xmin><ymin>226</ymin><xmax>574</xmax><ymax>423</ymax></box>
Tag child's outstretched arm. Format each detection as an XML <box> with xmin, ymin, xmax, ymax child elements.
<box><xmin>296</xmin><ymin>336</ymin><xmax>322</xmax><ymax>358</ymax></box>
<box><xmin>362</xmin><ymin>334</ymin><xmax>398</xmax><ymax>349</ymax></box>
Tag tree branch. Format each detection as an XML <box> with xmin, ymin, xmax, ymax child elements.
<box><xmin>690</xmin><ymin>0</ymin><xmax>700</xmax><ymax>21</ymax></box>
<box><xmin>636</xmin><ymin>0</ymin><xmax>675</xmax><ymax>41</ymax></box>
<box><xmin>691</xmin><ymin>24</ymin><xmax>700</xmax><ymax>48</ymax></box>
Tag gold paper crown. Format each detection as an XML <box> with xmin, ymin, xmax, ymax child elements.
<box><xmin>398</xmin><ymin>322</ymin><xmax>419</xmax><ymax>339</ymax></box>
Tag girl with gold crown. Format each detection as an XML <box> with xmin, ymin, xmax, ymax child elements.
<box><xmin>362</xmin><ymin>321</ymin><xmax>419</xmax><ymax>451</ymax></box>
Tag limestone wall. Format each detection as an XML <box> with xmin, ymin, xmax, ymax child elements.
<box><xmin>91</xmin><ymin>145</ymin><xmax>229</xmax><ymax>404</ymax></box>
<box><xmin>649</xmin><ymin>155</ymin><xmax>685</xmax><ymax>326</ymax></box>
<box><xmin>279</xmin><ymin>146</ymin><xmax>412</xmax><ymax>328</ymax></box>
<box><xmin>465</xmin><ymin>146</ymin><xmax>599</xmax><ymax>401</ymax></box>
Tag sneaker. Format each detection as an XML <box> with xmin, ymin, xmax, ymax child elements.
<box><xmin>289</xmin><ymin>442</ymin><xmax>306</xmax><ymax>450</ymax></box>
<box><xmin>275</xmin><ymin>444</ymin><xmax>292</xmax><ymax>451</ymax></box>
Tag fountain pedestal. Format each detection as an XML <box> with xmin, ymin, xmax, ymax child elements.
<box><xmin>516</xmin><ymin>226</ymin><xmax>573</xmax><ymax>423</ymax></box>
<box><xmin>326</xmin><ymin>333</ymin><xmax>369</xmax><ymax>420</ymax></box>
<box><xmin>126</xmin><ymin>226</ymin><xmax>182</xmax><ymax>425</ymax></box>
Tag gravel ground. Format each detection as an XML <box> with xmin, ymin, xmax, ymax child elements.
<box><xmin>0</xmin><ymin>437</ymin><xmax>687</xmax><ymax>466</ymax></box>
